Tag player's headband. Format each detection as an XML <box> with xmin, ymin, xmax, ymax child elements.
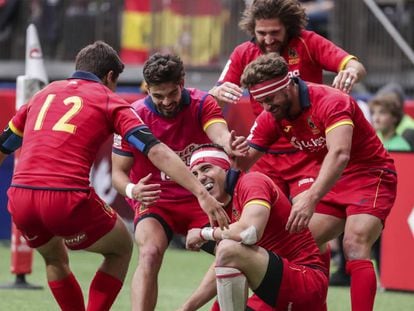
<box><xmin>249</xmin><ymin>74</ymin><xmax>290</xmax><ymax>101</ymax></box>
<box><xmin>190</xmin><ymin>147</ymin><xmax>231</xmax><ymax>170</ymax></box>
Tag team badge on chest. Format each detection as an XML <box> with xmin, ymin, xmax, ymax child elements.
<box><xmin>307</xmin><ymin>116</ymin><xmax>320</xmax><ymax>135</ymax></box>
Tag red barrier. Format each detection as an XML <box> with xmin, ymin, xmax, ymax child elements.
<box><xmin>381</xmin><ymin>151</ymin><xmax>414</xmax><ymax>291</ymax></box>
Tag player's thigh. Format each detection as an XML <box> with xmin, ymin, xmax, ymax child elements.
<box><xmin>134</xmin><ymin>216</ymin><xmax>169</xmax><ymax>251</ymax></box>
<box><xmin>308</xmin><ymin>212</ymin><xmax>344</xmax><ymax>246</ymax></box>
<box><xmin>85</xmin><ymin>216</ymin><xmax>132</xmax><ymax>256</ymax></box>
<box><xmin>216</xmin><ymin>240</ymin><xmax>269</xmax><ymax>288</ymax></box>
<box><xmin>36</xmin><ymin>236</ymin><xmax>68</xmax><ymax>263</ymax></box>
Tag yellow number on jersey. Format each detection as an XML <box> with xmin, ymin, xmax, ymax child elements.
<box><xmin>34</xmin><ymin>94</ymin><xmax>83</xmax><ymax>134</ymax></box>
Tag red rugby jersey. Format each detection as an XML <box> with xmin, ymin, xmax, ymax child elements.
<box><xmin>248</xmin><ymin>79</ymin><xmax>395</xmax><ymax>173</ymax></box>
<box><xmin>113</xmin><ymin>88</ymin><xmax>226</xmax><ymax>202</ymax></box>
<box><xmin>11</xmin><ymin>71</ymin><xmax>146</xmax><ymax>189</ymax></box>
<box><xmin>218</xmin><ymin>30</ymin><xmax>353</xmax><ymax>117</ymax></box>
<box><xmin>231</xmin><ymin>171</ymin><xmax>324</xmax><ymax>269</ymax></box>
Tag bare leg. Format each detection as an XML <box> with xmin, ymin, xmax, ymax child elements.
<box><xmin>85</xmin><ymin>216</ymin><xmax>133</xmax><ymax>281</ymax></box>
<box><xmin>37</xmin><ymin>237</ymin><xmax>85</xmax><ymax>311</ymax></box>
<box><xmin>132</xmin><ymin>217</ymin><xmax>169</xmax><ymax>311</ymax></box>
<box><xmin>85</xmin><ymin>216</ymin><xmax>133</xmax><ymax>311</ymax></box>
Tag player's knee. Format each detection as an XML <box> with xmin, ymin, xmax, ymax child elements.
<box><xmin>342</xmin><ymin>235</ymin><xmax>371</xmax><ymax>260</ymax></box>
<box><xmin>215</xmin><ymin>239</ymin><xmax>242</xmax><ymax>266</ymax></box>
<box><xmin>139</xmin><ymin>244</ymin><xmax>165</xmax><ymax>268</ymax></box>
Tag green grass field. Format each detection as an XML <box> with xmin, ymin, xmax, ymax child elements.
<box><xmin>0</xmin><ymin>242</ymin><xmax>413</xmax><ymax>310</ymax></box>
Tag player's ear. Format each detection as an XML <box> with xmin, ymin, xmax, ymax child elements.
<box><xmin>102</xmin><ymin>70</ymin><xmax>117</xmax><ymax>90</ymax></box>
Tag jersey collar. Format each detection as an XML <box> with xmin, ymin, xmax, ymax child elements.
<box><xmin>69</xmin><ymin>71</ymin><xmax>102</xmax><ymax>83</ymax></box>
<box><xmin>293</xmin><ymin>77</ymin><xmax>311</xmax><ymax>110</ymax></box>
<box><xmin>224</xmin><ymin>169</ymin><xmax>241</xmax><ymax>195</ymax></box>
<box><xmin>144</xmin><ymin>88</ymin><xmax>191</xmax><ymax>115</ymax></box>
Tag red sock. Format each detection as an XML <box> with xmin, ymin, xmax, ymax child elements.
<box><xmin>48</xmin><ymin>273</ymin><xmax>85</xmax><ymax>311</ymax></box>
<box><xmin>86</xmin><ymin>271</ymin><xmax>123</xmax><ymax>311</ymax></box>
<box><xmin>346</xmin><ymin>260</ymin><xmax>376</xmax><ymax>311</ymax></box>
<box><xmin>210</xmin><ymin>300</ymin><xmax>220</xmax><ymax>311</ymax></box>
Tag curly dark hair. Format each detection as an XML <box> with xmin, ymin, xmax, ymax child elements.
<box><xmin>241</xmin><ymin>53</ymin><xmax>289</xmax><ymax>88</ymax></box>
<box><xmin>75</xmin><ymin>41</ymin><xmax>124</xmax><ymax>80</ymax></box>
<box><xmin>143</xmin><ymin>53</ymin><xmax>185</xmax><ymax>86</ymax></box>
<box><xmin>239</xmin><ymin>0</ymin><xmax>307</xmax><ymax>39</ymax></box>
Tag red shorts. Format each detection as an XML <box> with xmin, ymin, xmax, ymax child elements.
<box><xmin>247</xmin><ymin>258</ymin><xmax>328</xmax><ymax>311</ymax></box>
<box><xmin>316</xmin><ymin>169</ymin><xmax>397</xmax><ymax>222</ymax></box>
<box><xmin>133</xmin><ymin>197</ymin><xmax>209</xmax><ymax>236</ymax></box>
<box><xmin>250</xmin><ymin>152</ymin><xmax>319</xmax><ymax>198</ymax></box>
<box><xmin>7</xmin><ymin>187</ymin><xmax>117</xmax><ymax>250</ymax></box>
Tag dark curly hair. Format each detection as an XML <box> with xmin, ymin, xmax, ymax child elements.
<box><xmin>239</xmin><ymin>0</ymin><xmax>307</xmax><ymax>39</ymax></box>
<box><xmin>143</xmin><ymin>53</ymin><xmax>185</xmax><ymax>86</ymax></box>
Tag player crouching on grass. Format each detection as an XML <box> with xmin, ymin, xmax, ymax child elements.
<box><xmin>178</xmin><ymin>144</ymin><xmax>328</xmax><ymax>311</ymax></box>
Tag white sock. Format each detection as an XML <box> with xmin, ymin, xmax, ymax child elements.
<box><xmin>215</xmin><ymin>266</ymin><xmax>247</xmax><ymax>311</ymax></box>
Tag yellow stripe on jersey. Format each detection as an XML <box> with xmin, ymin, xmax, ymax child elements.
<box><xmin>203</xmin><ymin>118</ymin><xmax>227</xmax><ymax>131</ymax></box>
<box><xmin>338</xmin><ymin>55</ymin><xmax>357</xmax><ymax>71</ymax></box>
<box><xmin>373</xmin><ymin>170</ymin><xmax>384</xmax><ymax>209</ymax></box>
<box><xmin>8</xmin><ymin>121</ymin><xmax>23</xmax><ymax>137</ymax></box>
<box><xmin>244</xmin><ymin>199</ymin><xmax>271</xmax><ymax>210</ymax></box>
<box><xmin>325</xmin><ymin>120</ymin><xmax>354</xmax><ymax>134</ymax></box>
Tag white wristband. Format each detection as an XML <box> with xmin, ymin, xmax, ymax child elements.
<box><xmin>200</xmin><ymin>227</ymin><xmax>216</xmax><ymax>241</ymax></box>
<box><xmin>125</xmin><ymin>183</ymin><xmax>135</xmax><ymax>199</ymax></box>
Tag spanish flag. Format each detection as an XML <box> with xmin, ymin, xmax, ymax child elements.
<box><xmin>121</xmin><ymin>0</ymin><xmax>151</xmax><ymax>64</ymax></box>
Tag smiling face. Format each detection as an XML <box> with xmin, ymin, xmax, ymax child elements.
<box><xmin>190</xmin><ymin>162</ymin><xmax>228</xmax><ymax>203</ymax></box>
<box><xmin>255</xmin><ymin>18</ymin><xmax>287</xmax><ymax>54</ymax></box>
<box><xmin>256</xmin><ymin>82</ymin><xmax>292</xmax><ymax>121</ymax></box>
<box><xmin>148</xmin><ymin>81</ymin><xmax>183</xmax><ymax>118</ymax></box>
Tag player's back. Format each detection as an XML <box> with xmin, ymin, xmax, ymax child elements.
<box><xmin>236</xmin><ymin>172</ymin><xmax>324</xmax><ymax>270</ymax></box>
<box><xmin>12</xmin><ymin>78</ymin><xmax>134</xmax><ymax>190</ymax></box>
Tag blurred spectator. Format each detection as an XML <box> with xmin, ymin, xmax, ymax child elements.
<box><xmin>376</xmin><ymin>82</ymin><xmax>414</xmax><ymax>150</ymax></box>
<box><xmin>369</xmin><ymin>92</ymin><xmax>411</xmax><ymax>151</ymax></box>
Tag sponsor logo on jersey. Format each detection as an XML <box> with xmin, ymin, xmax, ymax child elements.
<box><xmin>161</xmin><ymin>143</ymin><xmax>200</xmax><ymax>181</ymax></box>
<box><xmin>288</xmin><ymin>69</ymin><xmax>300</xmax><ymax>78</ymax></box>
<box><xmin>65</xmin><ymin>232</ymin><xmax>87</xmax><ymax>247</ymax></box>
<box><xmin>298</xmin><ymin>177</ymin><xmax>315</xmax><ymax>187</ymax></box>
<box><xmin>177</xmin><ymin>143</ymin><xmax>200</xmax><ymax>166</ymax></box>
<box><xmin>290</xmin><ymin>136</ymin><xmax>326</xmax><ymax>152</ymax></box>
